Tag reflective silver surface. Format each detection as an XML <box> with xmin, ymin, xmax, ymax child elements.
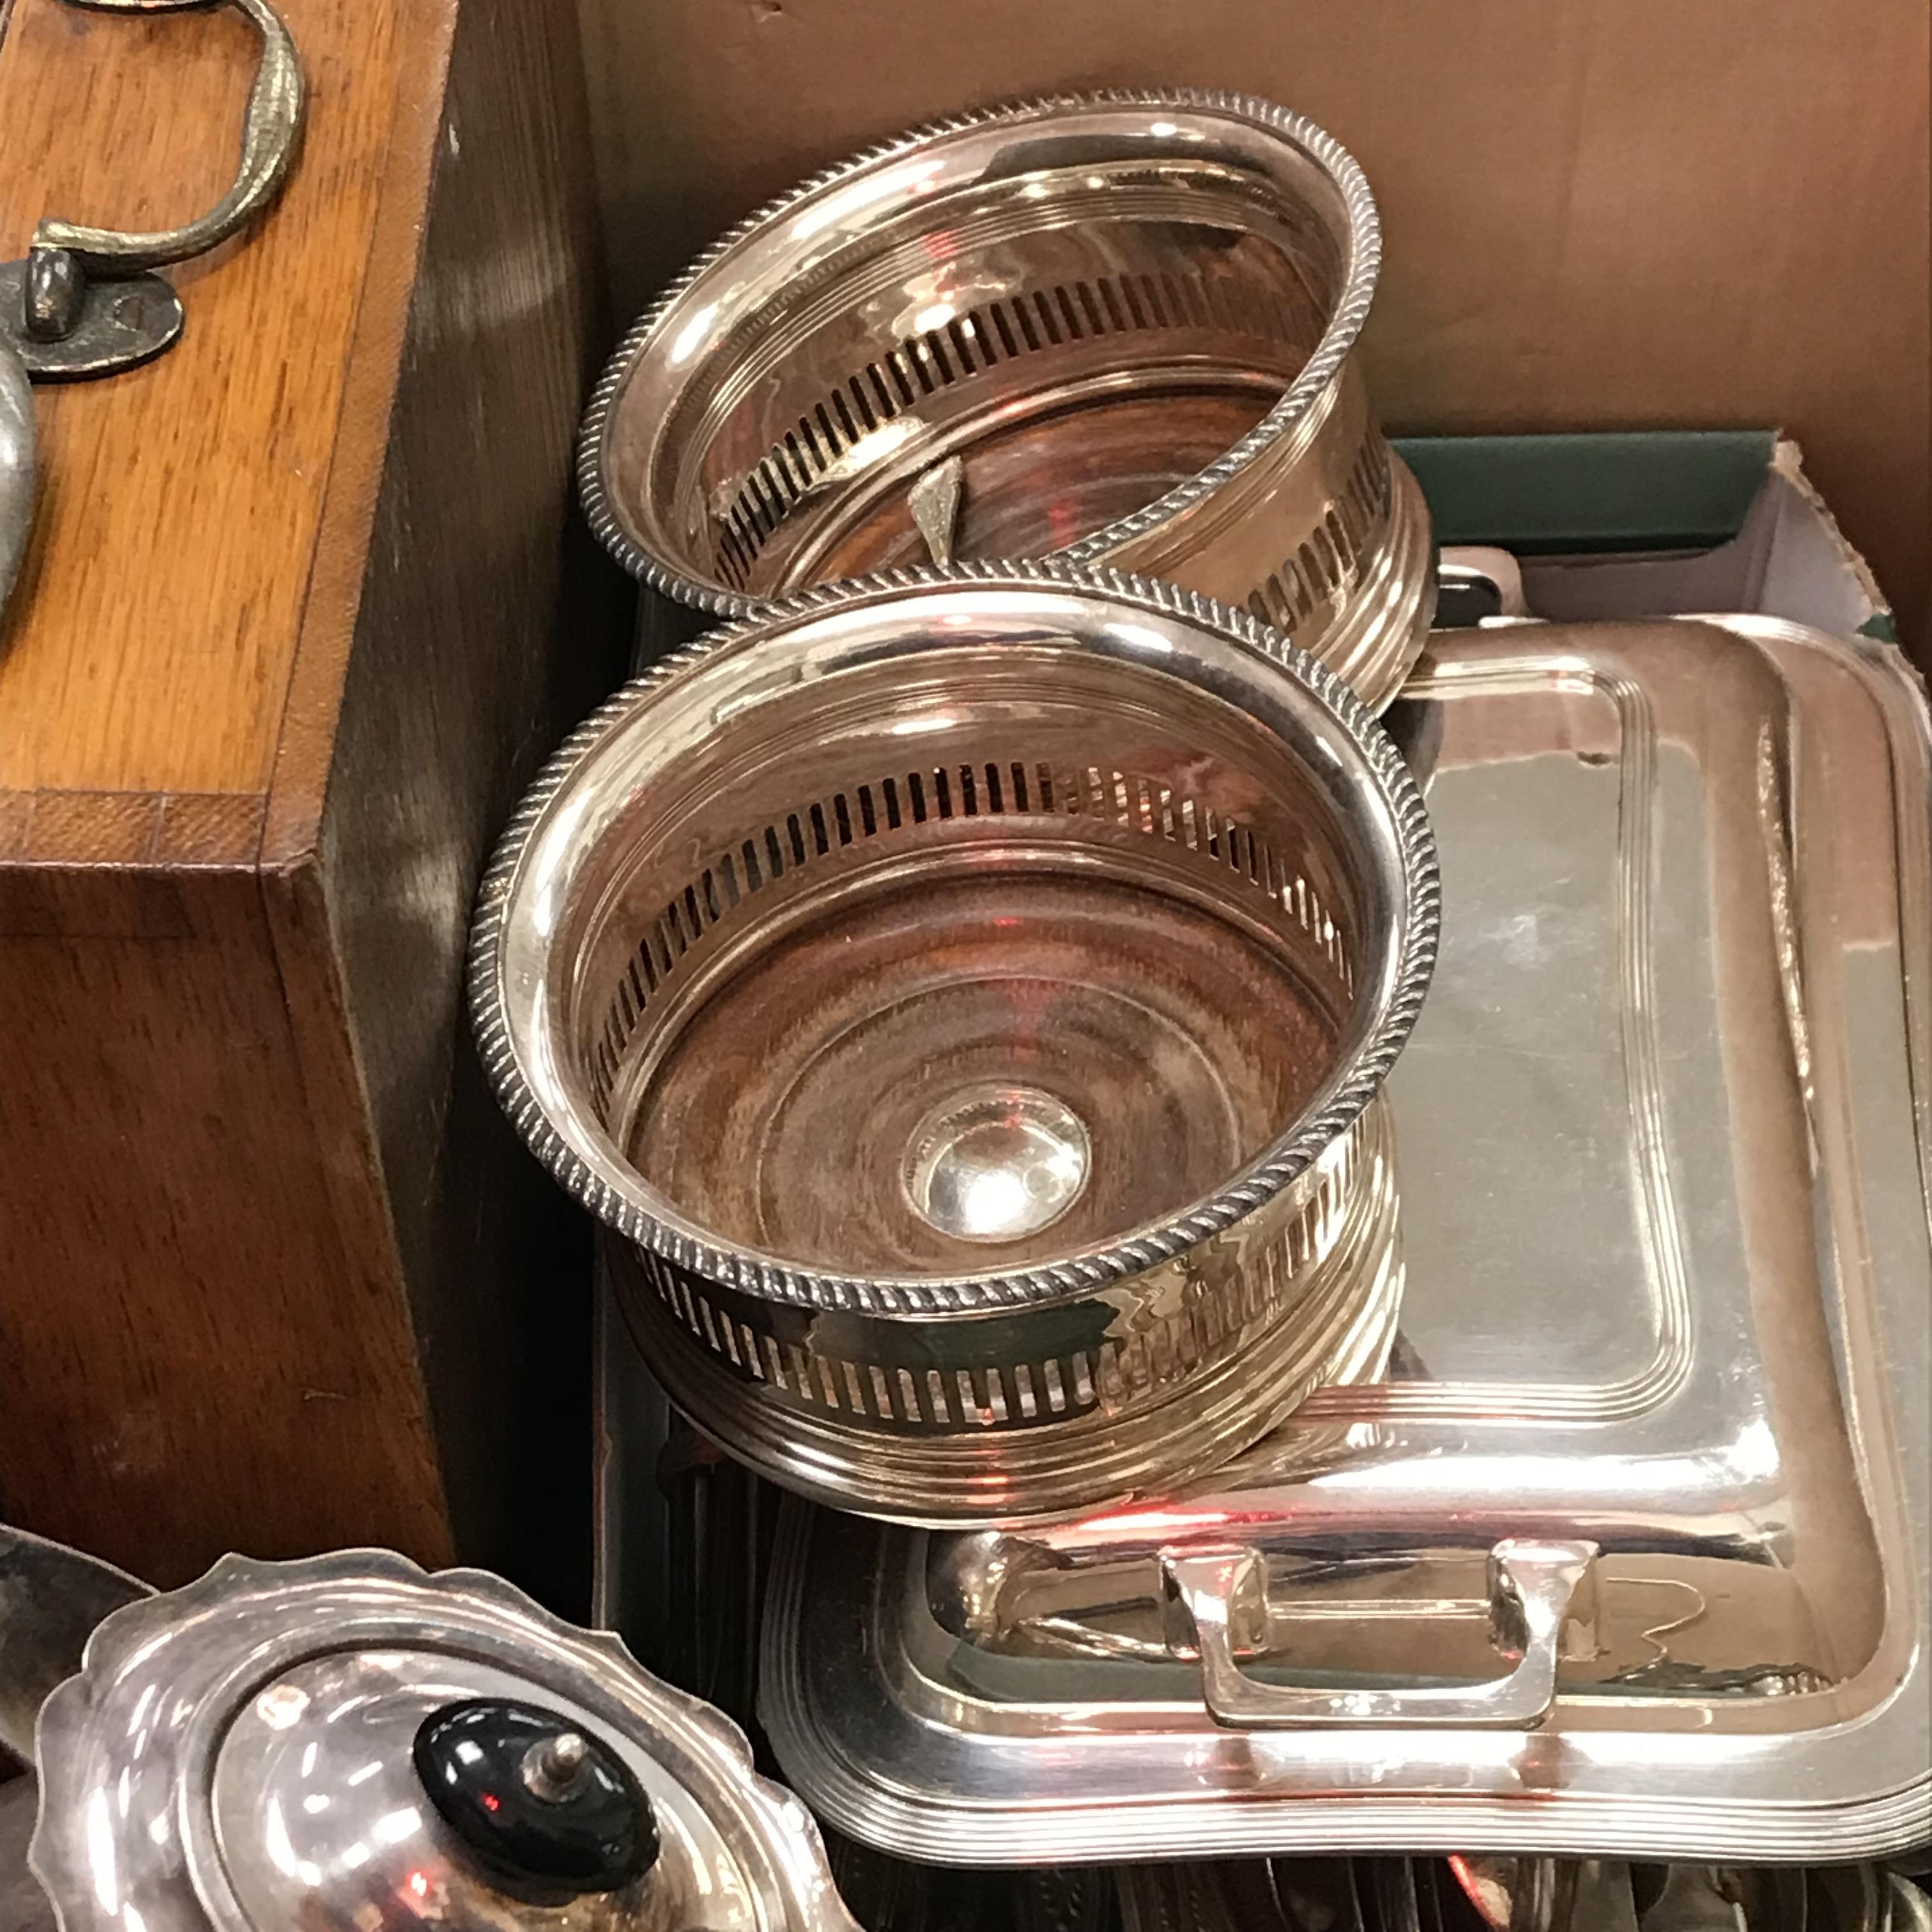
<box><xmin>472</xmin><ymin>566</ymin><xmax>1437</xmax><ymax>1522</ymax></box>
<box><xmin>0</xmin><ymin>1525</ymin><xmax>148</xmax><ymax>1766</ymax></box>
<box><xmin>1</xmin><ymin>1777</ymin><xmax>57</xmax><ymax>1932</ymax></box>
<box><xmin>901</xmin><ymin>1082</ymin><xmax>1093</xmax><ymax>1244</ymax></box>
<box><xmin>759</xmin><ymin>618</ymin><xmax>1932</xmax><ymax>1862</ymax></box>
<box><xmin>30</xmin><ymin>1551</ymin><xmax>857</xmax><ymax>1931</ymax></box>
<box><xmin>1892</xmin><ymin>1876</ymin><xmax>1932</xmax><ymax>1932</ymax></box>
<box><xmin>579</xmin><ymin>92</ymin><xmax>1434</xmax><ymax>709</ymax></box>
<box><xmin>0</xmin><ymin>337</ymin><xmax>31</xmax><ymax>618</ymax></box>
<box><xmin>1162</xmin><ymin>1538</ymin><xmax>1596</xmax><ymax>1729</ymax></box>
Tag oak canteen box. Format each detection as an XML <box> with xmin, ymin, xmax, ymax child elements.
<box><xmin>0</xmin><ymin>0</ymin><xmax>621</xmax><ymax>1589</ymax></box>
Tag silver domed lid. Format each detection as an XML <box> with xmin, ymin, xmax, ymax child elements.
<box><xmin>29</xmin><ymin>1550</ymin><xmax>857</xmax><ymax>1931</ymax></box>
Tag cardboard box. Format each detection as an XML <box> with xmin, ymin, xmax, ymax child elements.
<box><xmin>576</xmin><ymin>0</ymin><xmax>1929</xmax><ymax>659</ymax></box>
<box><xmin>1402</xmin><ymin>430</ymin><xmax>1893</xmax><ymax>641</ymax></box>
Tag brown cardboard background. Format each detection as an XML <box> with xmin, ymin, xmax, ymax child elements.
<box><xmin>578</xmin><ymin>0</ymin><xmax>1931</xmax><ymax>657</ymax></box>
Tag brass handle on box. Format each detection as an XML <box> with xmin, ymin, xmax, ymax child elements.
<box><xmin>1160</xmin><ymin>1538</ymin><xmax>1597</xmax><ymax>1730</ymax></box>
<box><xmin>0</xmin><ymin>0</ymin><xmax>307</xmax><ymax>382</ymax></box>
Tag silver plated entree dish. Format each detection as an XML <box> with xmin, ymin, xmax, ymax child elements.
<box><xmin>759</xmin><ymin>616</ymin><xmax>1932</xmax><ymax>1865</ymax></box>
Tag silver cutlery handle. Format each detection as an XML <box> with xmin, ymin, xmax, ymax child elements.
<box><xmin>1160</xmin><ymin>1538</ymin><xmax>1597</xmax><ymax>1729</ymax></box>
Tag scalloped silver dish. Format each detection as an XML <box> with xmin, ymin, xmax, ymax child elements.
<box><xmin>756</xmin><ymin>617</ymin><xmax>1932</xmax><ymax>1864</ymax></box>
<box><xmin>578</xmin><ymin>91</ymin><xmax>1435</xmax><ymax>710</ymax></box>
<box><xmin>29</xmin><ymin>1548</ymin><xmax>857</xmax><ymax>1932</ymax></box>
<box><xmin>470</xmin><ymin>565</ymin><xmax>1437</xmax><ymax>1523</ymax></box>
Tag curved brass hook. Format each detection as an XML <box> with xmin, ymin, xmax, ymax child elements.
<box><xmin>33</xmin><ymin>0</ymin><xmax>307</xmax><ymax>277</ymax></box>
<box><xmin>1</xmin><ymin>0</ymin><xmax>307</xmax><ymax>378</ymax></box>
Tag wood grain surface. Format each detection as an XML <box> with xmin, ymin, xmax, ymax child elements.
<box><xmin>0</xmin><ymin>0</ymin><xmax>615</xmax><ymax>1589</ymax></box>
<box><xmin>0</xmin><ymin>871</ymin><xmax>454</xmax><ymax>1579</ymax></box>
<box><xmin>0</xmin><ymin>0</ymin><xmax>417</xmax><ymax>811</ymax></box>
<box><xmin>268</xmin><ymin>0</ymin><xmax>622</xmax><ymax>1591</ymax></box>
<box><xmin>0</xmin><ymin>0</ymin><xmax>455</xmax><ymax>1581</ymax></box>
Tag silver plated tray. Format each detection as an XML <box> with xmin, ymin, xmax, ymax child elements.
<box><xmin>758</xmin><ymin>617</ymin><xmax>1932</xmax><ymax>1865</ymax></box>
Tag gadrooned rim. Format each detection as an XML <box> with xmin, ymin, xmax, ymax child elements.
<box><xmin>576</xmin><ymin>88</ymin><xmax>1381</xmax><ymax>615</ymax></box>
<box><xmin>467</xmin><ymin>560</ymin><xmax>1440</xmax><ymax>1316</ymax></box>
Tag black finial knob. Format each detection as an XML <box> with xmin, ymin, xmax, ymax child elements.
<box><xmin>413</xmin><ymin>1699</ymin><xmax>657</xmax><ymax>1903</ymax></box>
